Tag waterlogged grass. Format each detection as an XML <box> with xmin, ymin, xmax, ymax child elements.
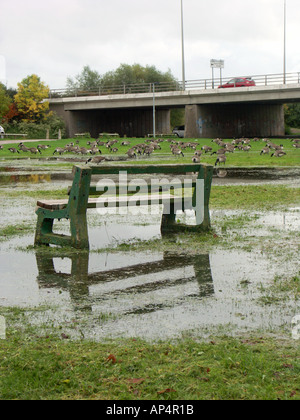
<box><xmin>0</xmin><ymin>224</ymin><xmax>34</xmax><ymax>241</ymax></box>
<box><xmin>0</xmin><ymin>309</ymin><xmax>299</xmax><ymax>400</ymax></box>
<box><xmin>258</xmin><ymin>273</ymin><xmax>300</xmax><ymax>305</ymax></box>
<box><xmin>0</xmin><ymin>184</ymin><xmax>299</xmax><ymax>209</ymax></box>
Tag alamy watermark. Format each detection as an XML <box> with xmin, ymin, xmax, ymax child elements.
<box><xmin>291</xmin><ymin>315</ymin><xmax>300</xmax><ymax>340</ymax></box>
<box><xmin>0</xmin><ymin>316</ymin><xmax>6</xmax><ymax>340</ymax></box>
<box><xmin>95</xmin><ymin>172</ymin><xmax>205</xmax><ymax>224</ymax></box>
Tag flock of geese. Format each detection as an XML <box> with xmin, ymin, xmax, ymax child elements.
<box><xmin>0</xmin><ymin>137</ymin><xmax>299</xmax><ymax>166</ymax></box>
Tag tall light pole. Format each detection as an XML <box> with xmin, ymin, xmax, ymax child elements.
<box><xmin>153</xmin><ymin>83</ymin><xmax>156</xmax><ymax>138</ymax></box>
<box><xmin>181</xmin><ymin>0</ymin><xmax>186</xmax><ymax>90</ymax></box>
<box><xmin>283</xmin><ymin>0</ymin><xmax>287</xmax><ymax>84</ymax></box>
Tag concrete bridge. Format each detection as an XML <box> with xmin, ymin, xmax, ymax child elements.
<box><xmin>48</xmin><ymin>82</ymin><xmax>300</xmax><ymax>138</ymax></box>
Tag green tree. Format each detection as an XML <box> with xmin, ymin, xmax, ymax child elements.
<box><xmin>66</xmin><ymin>66</ymin><xmax>102</xmax><ymax>92</ymax></box>
<box><xmin>14</xmin><ymin>75</ymin><xmax>50</xmax><ymax>122</ymax></box>
<box><xmin>0</xmin><ymin>83</ymin><xmax>12</xmax><ymax>123</ymax></box>
<box><xmin>101</xmin><ymin>63</ymin><xmax>178</xmax><ymax>89</ymax></box>
<box><xmin>284</xmin><ymin>103</ymin><xmax>300</xmax><ymax>128</ymax></box>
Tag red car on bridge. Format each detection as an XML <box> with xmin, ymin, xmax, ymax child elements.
<box><xmin>218</xmin><ymin>77</ymin><xmax>256</xmax><ymax>88</ymax></box>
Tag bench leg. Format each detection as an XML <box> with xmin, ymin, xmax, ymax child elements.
<box><xmin>161</xmin><ymin>203</ymin><xmax>177</xmax><ymax>233</ymax></box>
<box><xmin>34</xmin><ymin>214</ymin><xmax>54</xmax><ymax>246</ymax></box>
<box><xmin>70</xmin><ymin>214</ymin><xmax>90</xmax><ymax>249</ymax></box>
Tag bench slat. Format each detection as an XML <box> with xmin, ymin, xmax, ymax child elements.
<box><xmin>87</xmin><ymin>164</ymin><xmax>202</xmax><ymax>176</ymax></box>
<box><xmin>37</xmin><ymin>194</ymin><xmax>191</xmax><ymax>211</ymax></box>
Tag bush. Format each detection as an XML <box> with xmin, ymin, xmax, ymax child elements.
<box><xmin>2</xmin><ymin>113</ymin><xmax>66</xmax><ymax>139</ymax></box>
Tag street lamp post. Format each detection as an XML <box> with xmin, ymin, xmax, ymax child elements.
<box><xmin>181</xmin><ymin>0</ymin><xmax>186</xmax><ymax>90</ymax></box>
<box><xmin>152</xmin><ymin>82</ymin><xmax>159</xmax><ymax>138</ymax></box>
<box><xmin>153</xmin><ymin>83</ymin><xmax>156</xmax><ymax>138</ymax></box>
<box><xmin>283</xmin><ymin>0</ymin><xmax>287</xmax><ymax>84</ymax></box>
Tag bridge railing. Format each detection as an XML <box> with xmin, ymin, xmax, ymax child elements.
<box><xmin>49</xmin><ymin>72</ymin><xmax>300</xmax><ymax>99</ymax></box>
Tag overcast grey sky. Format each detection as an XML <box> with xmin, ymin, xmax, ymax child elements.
<box><xmin>0</xmin><ymin>0</ymin><xmax>299</xmax><ymax>89</ymax></box>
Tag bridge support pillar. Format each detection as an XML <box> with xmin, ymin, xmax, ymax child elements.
<box><xmin>185</xmin><ymin>103</ymin><xmax>285</xmax><ymax>138</ymax></box>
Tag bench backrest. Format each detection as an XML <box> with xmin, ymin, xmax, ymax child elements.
<box><xmin>67</xmin><ymin>163</ymin><xmax>213</xmax><ymax>214</ymax></box>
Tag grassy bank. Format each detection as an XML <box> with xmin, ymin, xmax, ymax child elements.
<box><xmin>0</xmin><ymin>311</ymin><xmax>299</xmax><ymax>400</ymax></box>
<box><xmin>0</xmin><ymin>137</ymin><xmax>299</xmax><ymax>167</ymax></box>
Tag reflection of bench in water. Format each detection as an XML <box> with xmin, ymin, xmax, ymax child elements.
<box><xmin>36</xmin><ymin>252</ymin><xmax>214</xmax><ymax>314</ymax></box>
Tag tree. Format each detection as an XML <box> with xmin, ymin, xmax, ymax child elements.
<box><xmin>284</xmin><ymin>103</ymin><xmax>300</xmax><ymax>128</ymax></box>
<box><xmin>14</xmin><ymin>75</ymin><xmax>50</xmax><ymax>122</ymax></box>
<box><xmin>101</xmin><ymin>63</ymin><xmax>177</xmax><ymax>89</ymax></box>
<box><xmin>0</xmin><ymin>83</ymin><xmax>12</xmax><ymax>123</ymax></box>
<box><xmin>66</xmin><ymin>66</ymin><xmax>102</xmax><ymax>92</ymax></box>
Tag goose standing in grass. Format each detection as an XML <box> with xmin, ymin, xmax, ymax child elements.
<box><xmin>29</xmin><ymin>147</ymin><xmax>41</xmax><ymax>155</ymax></box>
<box><xmin>194</xmin><ymin>150</ymin><xmax>202</xmax><ymax>157</ymax></box>
<box><xmin>172</xmin><ymin>148</ymin><xmax>184</xmax><ymax>157</ymax></box>
<box><xmin>293</xmin><ymin>143</ymin><xmax>300</xmax><ymax>148</ymax></box>
<box><xmin>86</xmin><ymin>156</ymin><xmax>106</xmax><ymax>165</ymax></box>
<box><xmin>8</xmin><ymin>147</ymin><xmax>19</xmax><ymax>154</ymax></box>
<box><xmin>201</xmin><ymin>145</ymin><xmax>212</xmax><ymax>153</ymax></box>
<box><xmin>211</xmin><ymin>148</ymin><xmax>226</xmax><ymax>156</ymax></box>
<box><xmin>215</xmin><ymin>155</ymin><xmax>226</xmax><ymax>166</ymax></box>
<box><xmin>53</xmin><ymin>147</ymin><xmax>65</xmax><ymax>155</ymax></box>
<box><xmin>271</xmin><ymin>150</ymin><xmax>286</xmax><ymax>158</ymax></box>
<box><xmin>260</xmin><ymin>147</ymin><xmax>270</xmax><ymax>155</ymax></box>
<box><xmin>192</xmin><ymin>156</ymin><xmax>200</xmax><ymax>163</ymax></box>
<box><xmin>37</xmin><ymin>144</ymin><xmax>50</xmax><ymax>151</ymax></box>
<box><xmin>242</xmin><ymin>145</ymin><xmax>252</xmax><ymax>152</ymax></box>
<box><xmin>126</xmin><ymin>149</ymin><xmax>137</xmax><ymax>159</ymax></box>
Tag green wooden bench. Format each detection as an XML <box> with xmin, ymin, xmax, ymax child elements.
<box><xmin>34</xmin><ymin>163</ymin><xmax>213</xmax><ymax>249</ymax></box>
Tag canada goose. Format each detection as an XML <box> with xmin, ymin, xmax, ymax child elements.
<box><xmin>0</xmin><ymin>145</ymin><xmax>3</xmax><ymax>150</ymax></box>
<box><xmin>29</xmin><ymin>147</ymin><xmax>41</xmax><ymax>154</ymax></box>
<box><xmin>225</xmin><ymin>145</ymin><xmax>235</xmax><ymax>153</ymax></box>
<box><xmin>201</xmin><ymin>145</ymin><xmax>212</xmax><ymax>153</ymax></box>
<box><xmin>293</xmin><ymin>143</ymin><xmax>300</xmax><ymax>148</ymax></box>
<box><xmin>111</xmin><ymin>147</ymin><xmax>118</xmax><ymax>153</ymax></box>
<box><xmin>260</xmin><ymin>147</ymin><xmax>270</xmax><ymax>155</ymax></box>
<box><xmin>194</xmin><ymin>150</ymin><xmax>202</xmax><ymax>157</ymax></box>
<box><xmin>215</xmin><ymin>155</ymin><xmax>226</xmax><ymax>166</ymax></box>
<box><xmin>242</xmin><ymin>145</ymin><xmax>251</xmax><ymax>152</ymax></box>
<box><xmin>268</xmin><ymin>142</ymin><xmax>283</xmax><ymax>150</ymax></box>
<box><xmin>8</xmin><ymin>147</ymin><xmax>19</xmax><ymax>154</ymax></box>
<box><xmin>121</xmin><ymin>141</ymin><xmax>131</xmax><ymax>146</ymax></box>
<box><xmin>192</xmin><ymin>156</ymin><xmax>200</xmax><ymax>163</ymax></box>
<box><xmin>79</xmin><ymin>147</ymin><xmax>90</xmax><ymax>155</ymax></box>
<box><xmin>53</xmin><ymin>147</ymin><xmax>65</xmax><ymax>155</ymax></box>
<box><xmin>37</xmin><ymin>144</ymin><xmax>50</xmax><ymax>150</ymax></box>
<box><xmin>126</xmin><ymin>150</ymin><xmax>137</xmax><ymax>159</ymax></box>
<box><xmin>90</xmin><ymin>146</ymin><xmax>101</xmax><ymax>155</ymax></box>
<box><xmin>211</xmin><ymin>148</ymin><xmax>226</xmax><ymax>155</ymax></box>
<box><xmin>173</xmin><ymin>148</ymin><xmax>184</xmax><ymax>157</ymax></box>
<box><xmin>19</xmin><ymin>145</ymin><xmax>30</xmax><ymax>152</ymax></box>
<box><xmin>86</xmin><ymin>156</ymin><xmax>106</xmax><ymax>164</ymax></box>
<box><xmin>144</xmin><ymin>146</ymin><xmax>154</xmax><ymax>156</ymax></box>
<box><xmin>271</xmin><ymin>150</ymin><xmax>286</xmax><ymax>158</ymax></box>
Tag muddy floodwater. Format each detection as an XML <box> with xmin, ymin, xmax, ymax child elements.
<box><xmin>0</xmin><ymin>164</ymin><xmax>299</xmax><ymax>341</ymax></box>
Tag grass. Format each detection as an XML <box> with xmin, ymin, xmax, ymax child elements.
<box><xmin>0</xmin><ymin>309</ymin><xmax>299</xmax><ymax>400</ymax></box>
<box><xmin>210</xmin><ymin>185</ymin><xmax>300</xmax><ymax>210</ymax></box>
<box><xmin>0</xmin><ymin>137</ymin><xmax>299</xmax><ymax>167</ymax></box>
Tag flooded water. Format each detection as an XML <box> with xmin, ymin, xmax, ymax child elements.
<box><xmin>0</xmin><ymin>207</ymin><xmax>299</xmax><ymax>341</ymax></box>
<box><xmin>0</xmin><ymin>164</ymin><xmax>299</xmax><ymax>342</ymax></box>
